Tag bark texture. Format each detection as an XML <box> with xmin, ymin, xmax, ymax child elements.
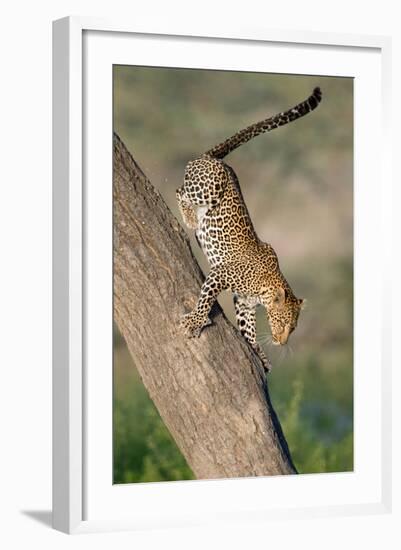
<box><xmin>113</xmin><ymin>133</ymin><xmax>297</xmax><ymax>478</ymax></box>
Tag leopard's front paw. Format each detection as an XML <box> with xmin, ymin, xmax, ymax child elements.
<box><xmin>262</xmin><ymin>357</ymin><xmax>273</xmax><ymax>374</ymax></box>
<box><xmin>179</xmin><ymin>312</ymin><xmax>212</xmax><ymax>338</ymax></box>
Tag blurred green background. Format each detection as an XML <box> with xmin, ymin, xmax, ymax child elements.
<box><xmin>113</xmin><ymin>66</ymin><xmax>353</xmax><ymax>483</ymax></box>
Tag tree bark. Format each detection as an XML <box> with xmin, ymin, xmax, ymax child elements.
<box><xmin>113</xmin><ymin>133</ymin><xmax>297</xmax><ymax>478</ymax></box>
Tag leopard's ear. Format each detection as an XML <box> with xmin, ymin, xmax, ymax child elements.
<box><xmin>273</xmin><ymin>287</ymin><xmax>286</xmax><ymax>309</ymax></box>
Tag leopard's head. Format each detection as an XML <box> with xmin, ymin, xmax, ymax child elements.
<box><xmin>265</xmin><ymin>287</ymin><xmax>304</xmax><ymax>345</ymax></box>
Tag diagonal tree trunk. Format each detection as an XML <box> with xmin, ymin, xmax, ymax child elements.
<box><xmin>113</xmin><ymin>133</ymin><xmax>297</xmax><ymax>478</ymax></box>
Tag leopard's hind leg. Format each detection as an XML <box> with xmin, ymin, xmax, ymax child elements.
<box><xmin>176</xmin><ymin>187</ymin><xmax>199</xmax><ymax>229</ymax></box>
<box><xmin>176</xmin><ymin>156</ymin><xmax>228</xmax><ymax>228</ymax></box>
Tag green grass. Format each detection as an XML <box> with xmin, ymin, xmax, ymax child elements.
<box><xmin>113</xmin><ymin>340</ymin><xmax>194</xmax><ymax>483</ymax></box>
<box><xmin>270</xmin><ymin>362</ymin><xmax>353</xmax><ymax>474</ymax></box>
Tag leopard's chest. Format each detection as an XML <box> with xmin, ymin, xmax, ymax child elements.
<box><xmin>196</xmin><ymin>214</ymin><xmax>254</xmax><ymax>269</ymax></box>
<box><xmin>196</xmin><ymin>212</ymin><xmax>230</xmax><ymax>267</ymax></box>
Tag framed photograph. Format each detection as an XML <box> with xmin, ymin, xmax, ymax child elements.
<box><xmin>52</xmin><ymin>17</ymin><xmax>392</xmax><ymax>534</ymax></box>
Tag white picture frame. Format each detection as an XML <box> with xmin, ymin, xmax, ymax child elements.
<box><xmin>52</xmin><ymin>16</ymin><xmax>392</xmax><ymax>534</ymax></box>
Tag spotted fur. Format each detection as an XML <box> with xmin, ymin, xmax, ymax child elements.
<box><xmin>177</xmin><ymin>88</ymin><xmax>322</xmax><ymax>371</ymax></box>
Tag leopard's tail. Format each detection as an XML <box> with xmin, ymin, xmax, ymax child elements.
<box><xmin>204</xmin><ymin>87</ymin><xmax>322</xmax><ymax>160</ymax></box>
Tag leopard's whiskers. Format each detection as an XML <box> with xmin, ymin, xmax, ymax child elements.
<box><xmin>257</xmin><ymin>333</ymin><xmax>272</xmax><ymax>347</ymax></box>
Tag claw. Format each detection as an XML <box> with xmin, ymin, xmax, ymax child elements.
<box><xmin>179</xmin><ymin>312</ymin><xmax>212</xmax><ymax>338</ymax></box>
<box><xmin>263</xmin><ymin>360</ymin><xmax>272</xmax><ymax>374</ymax></box>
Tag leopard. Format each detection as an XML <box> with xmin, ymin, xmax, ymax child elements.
<box><xmin>176</xmin><ymin>87</ymin><xmax>322</xmax><ymax>372</ymax></box>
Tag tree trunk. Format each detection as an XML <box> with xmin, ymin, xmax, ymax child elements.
<box><xmin>113</xmin><ymin>133</ymin><xmax>297</xmax><ymax>478</ymax></box>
